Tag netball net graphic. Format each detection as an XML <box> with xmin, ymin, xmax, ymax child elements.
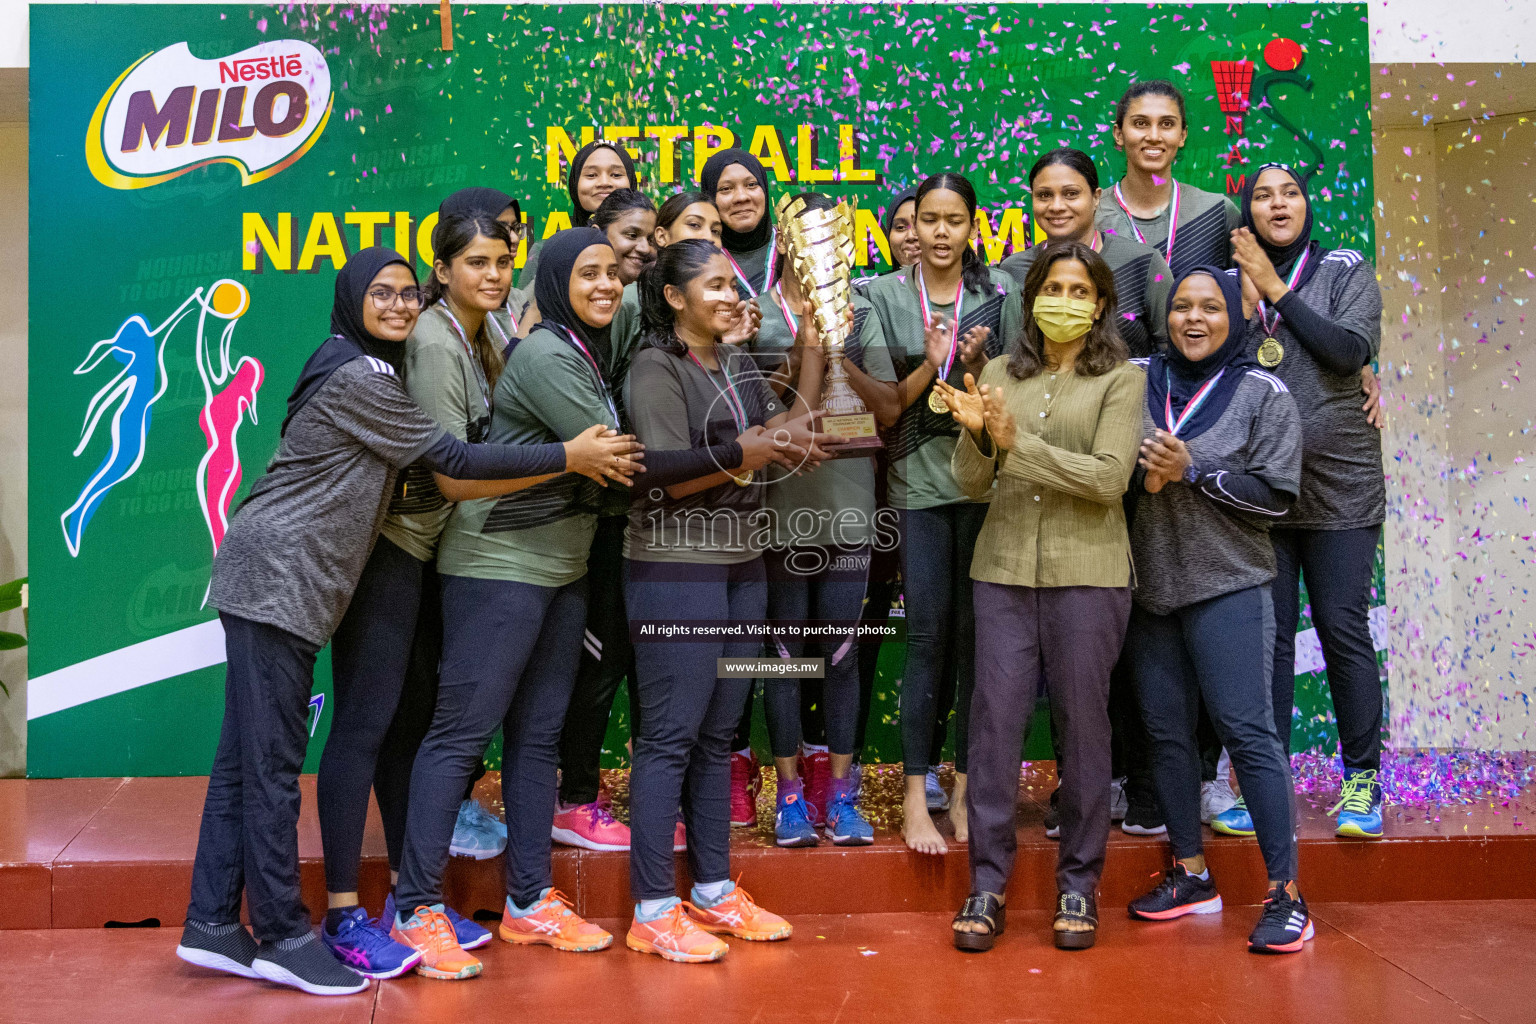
<box><xmin>1210</xmin><ymin>59</ymin><xmax>1255</xmax><ymax>135</ymax></box>
<box><xmin>62</xmin><ymin>280</ymin><xmax>264</xmax><ymax>567</ymax></box>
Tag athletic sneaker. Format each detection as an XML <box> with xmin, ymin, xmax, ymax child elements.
<box><xmin>688</xmin><ymin>883</ymin><xmax>792</xmax><ymax>941</ymax></box>
<box><xmin>1211</xmin><ymin>796</ymin><xmax>1256</xmax><ymax>837</ymax></box>
<box><xmin>321</xmin><ymin>906</ymin><xmax>422</xmax><ymax>979</ymax></box>
<box><xmin>390</xmin><ymin>904</ymin><xmax>482</xmax><ymax>980</ymax></box>
<box><xmin>1201</xmin><ymin>779</ymin><xmax>1238</xmax><ymax>824</ymax></box>
<box><xmin>1121</xmin><ymin>798</ymin><xmax>1167</xmax><ymax>836</ymax></box>
<box><xmin>626</xmin><ymin>902</ymin><xmax>728</xmax><ymax>963</ymax></box>
<box><xmin>730</xmin><ymin>750</ymin><xmax>762</xmax><ymax>827</ymax></box>
<box><xmin>1247</xmin><ymin>885</ymin><xmax>1314</xmax><ymax>954</ymax></box>
<box><xmin>925</xmin><ymin>769</ymin><xmax>950</xmax><ymax>811</ymax></box>
<box><xmin>384</xmin><ymin>892</ymin><xmax>491</xmax><ymax>951</ymax></box>
<box><xmin>551</xmin><ymin>796</ymin><xmax>632</xmax><ymax>852</ymax></box>
<box><xmin>499</xmin><ymin>889</ymin><xmax>613</xmax><ymax>952</ymax></box>
<box><xmin>1128</xmin><ymin>863</ymin><xmax>1224</xmax><ymax>921</ymax></box>
<box><xmin>450</xmin><ymin>798</ymin><xmax>507</xmax><ymax>860</ymax></box>
<box><xmin>1109</xmin><ymin>776</ymin><xmax>1129</xmax><ymax>821</ymax></box>
<box><xmin>800</xmin><ymin>748</ymin><xmax>831</xmax><ymax>825</ymax></box>
<box><xmin>1331</xmin><ymin>768</ymin><xmax>1384</xmax><ymax>839</ymax></box>
<box><xmin>176</xmin><ymin>919</ymin><xmax>260</xmax><ymax>979</ymax></box>
<box><xmin>774</xmin><ymin>778</ymin><xmax>819</xmax><ymax>848</ymax></box>
<box><xmin>251</xmin><ymin>932</ymin><xmax>370</xmax><ymax>996</ymax></box>
<box><xmin>824</xmin><ymin>778</ymin><xmax>875</xmax><ymax>846</ymax></box>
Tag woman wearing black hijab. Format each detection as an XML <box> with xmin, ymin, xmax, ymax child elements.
<box><xmin>1228</xmin><ymin>163</ymin><xmax>1387</xmax><ymax>841</ymax></box>
<box><xmin>701</xmin><ymin>148</ymin><xmax>776</xmax><ymax>298</ymax></box>
<box><xmin>1123</xmin><ymin>266</ymin><xmax>1311</xmax><ymax>954</ymax></box>
<box><xmin>177</xmin><ymin>248</ymin><xmax>638</xmax><ymax>995</ymax></box>
<box><xmin>435</xmin><ymin>187</ymin><xmax>535</xmax><ymax>340</ymax></box>
<box><xmin>393</xmin><ymin>229</ymin><xmax>639</xmax><ymax>977</ymax></box>
<box><xmin>517</xmin><ymin>140</ymin><xmax>638</xmax><ymax>293</ymax></box>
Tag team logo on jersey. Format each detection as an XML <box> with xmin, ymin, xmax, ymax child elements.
<box><xmin>86</xmin><ymin>40</ymin><xmax>332</xmax><ymax>190</ymax></box>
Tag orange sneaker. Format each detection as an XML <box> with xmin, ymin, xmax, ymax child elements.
<box><xmin>625</xmin><ymin>902</ymin><xmax>728</xmax><ymax>963</ymax></box>
<box><xmin>687</xmin><ymin>885</ymin><xmax>792</xmax><ymax>941</ymax></box>
<box><xmin>499</xmin><ymin>889</ymin><xmax>613</xmax><ymax>952</ymax></box>
<box><xmin>390</xmin><ymin>905</ymin><xmax>483</xmax><ymax>980</ymax></box>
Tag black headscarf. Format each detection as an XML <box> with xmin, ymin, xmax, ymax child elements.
<box><xmin>1146</xmin><ymin>266</ymin><xmax>1259</xmax><ymax>441</ymax></box>
<box><xmin>438</xmin><ymin>187</ymin><xmax>519</xmax><ymax>224</ymax></box>
<box><xmin>700</xmin><ymin>149</ymin><xmax>772</xmax><ymax>252</ymax></box>
<box><xmin>282</xmin><ymin>246</ymin><xmax>413</xmax><ymax>435</ymax></box>
<box><xmin>1240</xmin><ymin>162</ymin><xmax>1322</xmax><ymax>293</ymax></box>
<box><xmin>533</xmin><ymin>227</ymin><xmax>615</xmax><ymax>361</ymax></box>
<box><xmin>881</xmin><ymin>185</ymin><xmax>919</xmax><ymax>273</ymax></box>
<box><xmin>568</xmin><ymin>141</ymin><xmax>637</xmax><ymax>227</ymax></box>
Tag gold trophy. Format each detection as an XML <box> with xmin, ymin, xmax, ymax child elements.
<box><xmin>781</xmin><ymin>196</ymin><xmax>883</xmax><ymax>457</ymax></box>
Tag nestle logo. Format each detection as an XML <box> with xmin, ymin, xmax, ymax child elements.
<box><xmin>218</xmin><ymin>55</ymin><xmax>304</xmax><ymax>84</ymax></box>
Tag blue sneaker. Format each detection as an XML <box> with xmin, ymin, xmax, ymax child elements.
<box><xmin>824</xmin><ymin>779</ymin><xmax>874</xmax><ymax>846</ymax></box>
<box><xmin>384</xmin><ymin>892</ymin><xmax>492</xmax><ymax>951</ymax></box>
<box><xmin>450</xmin><ymin>798</ymin><xmax>507</xmax><ymax>860</ymax></box>
<box><xmin>1331</xmin><ymin>768</ymin><xmax>1384</xmax><ymax>839</ymax></box>
<box><xmin>321</xmin><ymin>906</ymin><xmax>422</xmax><ymax>979</ymax></box>
<box><xmin>774</xmin><ymin>778</ymin><xmax>819</xmax><ymax>847</ymax></box>
<box><xmin>1211</xmin><ymin>796</ymin><xmax>1256</xmax><ymax>837</ymax></box>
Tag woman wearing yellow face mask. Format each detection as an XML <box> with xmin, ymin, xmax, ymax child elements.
<box><xmin>936</xmin><ymin>240</ymin><xmax>1145</xmax><ymax>953</ymax></box>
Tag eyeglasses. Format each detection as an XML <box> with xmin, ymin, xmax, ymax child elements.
<box><xmin>368</xmin><ymin>287</ymin><xmax>425</xmax><ymax>310</ymax></box>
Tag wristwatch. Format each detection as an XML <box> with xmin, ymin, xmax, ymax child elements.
<box><xmin>1181</xmin><ymin>462</ymin><xmax>1201</xmax><ymax>485</ymax></box>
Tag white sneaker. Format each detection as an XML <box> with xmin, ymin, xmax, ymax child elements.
<box><xmin>1109</xmin><ymin>776</ymin><xmax>1129</xmax><ymax>821</ymax></box>
<box><xmin>1200</xmin><ymin>780</ymin><xmax>1238</xmax><ymax>824</ymax></box>
<box><xmin>925</xmin><ymin>769</ymin><xmax>950</xmax><ymax>811</ymax></box>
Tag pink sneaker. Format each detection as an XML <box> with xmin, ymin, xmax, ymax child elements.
<box><xmin>552</xmin><ymin>796</ymin><xmax>631</xmax><ymax>852</ymax></box>
<box><xmin>673</xmin><ymin>821</ymin><xmax>687</xmax><ymax>852</ymax></box>
<box><xmin>730</xmin><ymin>751</ymin><xmax>762</xmax><ymax>827</ymax></box>
<box><xmin>799</xmin><ymin>749</ymin><xmax>831</xmax><ymax>826</ymax></box>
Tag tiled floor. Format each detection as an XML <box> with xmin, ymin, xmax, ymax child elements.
<box><xmin>0</xmin><ymin>902</ymin><xmax>1528</xmax><ymax>1023</ymax></box>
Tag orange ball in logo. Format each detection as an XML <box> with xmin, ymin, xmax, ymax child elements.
<box><xmin>209</xmin><ymin>280</ymin><xmax>250</xmax><ymax>319</ymax></box>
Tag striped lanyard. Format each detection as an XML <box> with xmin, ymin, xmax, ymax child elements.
<box><xmin>485</xmin><ymin>308</ymin><xmax>517</xmax><ymax>355</ymax></box>
<box><xmin>1163</xmin><ymin>367</ymin><xmax>1223</xmax><ymax>438</ymax></box>
<box><xmin>772</xmin><ymin>281</ymin><xmax>798</xmax><ymax>340</ymax></box>
<box><xmin>689</xmin><ymin>347</ymin><xmax>749</xmax><ymax>432</ymax></box>
<box><xmin>1256</xmin><ymin>249</ymin><xmax>1311</xmax><ymax>338</ymax></box>
<box><xmin>547</xmin><ymin>323</ymin><xmax>619</xmax><ymax>427</ymax></box>
<box><xmin>1114</xmin><ymin>180</ymin><xmax>1181</xmax><ymax>265</ymax></box>
<box><xmin>916</xmin><ymin>263</ymin><xmax>965</xmax><ymax>382</ymax></box>
<box><xmin>725</xmin><ymin>226</ymin><xmax>776</xmax><ymax>297</ymax></box>
<box><xmin>436</xmin><ymin>302</ymin><xmax>491</xmax><ymax>415</ymax></box>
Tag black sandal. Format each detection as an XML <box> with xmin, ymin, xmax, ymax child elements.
<box><xmin>952</xmin><ymin>892</ymin><xmax>1006</xmax><ymax>952</ymax></box>
<box><xmin>1054</xmin><ymin>891</ymin><xmax>1097</xmax><ymax>950</ymax></box>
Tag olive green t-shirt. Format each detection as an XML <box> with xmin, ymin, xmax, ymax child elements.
<box><xmin>436</xmin><ymin>324</ymin><xmax>622</xmax><ymax>586</ymax></box>
<box><xmin>378</xmin><ymin>306</ymin><xmax>493</xmax><ymax>561</ymax></box>
<box><xmin>863</xmin><ymin>265</ymin><xmax>1022</xmax><ymax>509</ymax></box>
<box><xmin>748</xmin><ymin>290</ymin><xmax>897</xmax><ymax>547</ymax></box>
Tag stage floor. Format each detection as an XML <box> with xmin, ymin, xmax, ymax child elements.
<box><xmin>2</xmin><ymin>762</ymin><xmax>1532</xmax><ymax>931</ymax></box>
<box><xmin>0</xmin><ymin>902</ymin><xmax>1531</xmax><ymax>1024</ymax></box>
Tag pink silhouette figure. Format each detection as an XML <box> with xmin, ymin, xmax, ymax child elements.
<box><xmin>196</xmin><ymin>355</ymin><xmax>264</xmax><ymax>554</ymax></box>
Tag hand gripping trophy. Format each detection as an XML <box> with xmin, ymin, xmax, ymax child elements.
<box><xmin>781</xmin><ymin>196</ymin><xmax>883</xmax><ymax>457</ymax></box>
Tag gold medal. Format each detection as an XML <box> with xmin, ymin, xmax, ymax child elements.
<box><xmin>731</xmin><ymin>469</ymin><xmax>755</xmax><ymax>487</ymax></box>
<box><xmin>927</xmin><ymin>389</ymin><xmax>949</xmax><ymax>414</ymax></box>
<box><xmin>1257</xmin><ymin>338</ymin><xmax>1284</xmax><ymax>368</ymax></box>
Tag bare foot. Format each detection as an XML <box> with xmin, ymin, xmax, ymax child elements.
<box><xmin>903</xmin><ymin>787</ymin><xmax>948</xmax><ymax>855</ymax></box>
<box><xmin>950</xmin><ymin>773</ymin><xmax>969</xmax><ymax>843</ymax></box>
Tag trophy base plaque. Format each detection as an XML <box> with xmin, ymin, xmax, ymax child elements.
<box><xmin>816</xmin><ymin>411</ymin><xmax>883</xmax><ymax>458</ymax></box>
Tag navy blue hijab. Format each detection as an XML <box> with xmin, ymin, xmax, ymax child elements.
<box><xmin>282</xmin><ymin>246</ymin><xmax>412</xmax><ymax>435</ymax></box>
<box><xmin>1146</xmin><ymin>266</ymin><xmax>1258</xmax><ymax>440</ymax></box>
<box><xmin>1240</xmin><ymin>163</ymin><xmax>1323</xmax><ymax>293</ymax></box>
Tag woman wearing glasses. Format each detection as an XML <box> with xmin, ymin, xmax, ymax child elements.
<box><xmin>178</xmin><ymin>245</ymin><xmax>638</xmax><ymax>996</ymax></box>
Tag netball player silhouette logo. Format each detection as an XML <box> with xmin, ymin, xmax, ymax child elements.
<box><xmin>61</xmin><ymin>279</ymin><xmax>263</xmax><ymax>564</ymax></box>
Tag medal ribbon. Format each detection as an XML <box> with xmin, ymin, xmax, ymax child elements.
<box><xmin>773</xmin><ymin>282</ymin><xmax>798</xmax><ymax>340</ymax></box>
<box><xmin>485</xmin><ymin>308</ymin><xmax>517</xmax><ymax>354</ymax></box>
<box><xmin>436</xmin><ymin>302</ymin><xmax>492</xmax><ymax>414</ymax></box>
<box><xmin>688</xmin><ymin>347</ymin><xmax>750</xmax><ymax>432</ymax></box>
<box><xmin>1113</xmin><ymin>180</ymin><xmax>1180</xmax><ymax>265</ymax></box>
<box><xmin>1163</xmin><ymin>367</ymin><xmax>1223</xmax><ymax>438</ymax></box>
<box><xmin>548</xmin><ymin>323</ymin><xmax>620</xmax><ymax>427</ymax></box>
<box><xmin>1255</xmin><ymin>249</ymin><xmax>1311</xmax><ymax>338</ymax></box>
<box><xmin>725</xmin><ymin>226</ymin><xmax>776</xmax><ymax>297</ymax></box>
<box><xmin>916</xmin><ymin>263</ymin><xmax>965</xmax><ymax>385</ymax></box>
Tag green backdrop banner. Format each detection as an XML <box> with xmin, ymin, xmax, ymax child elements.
<box><xmin>27</xmin><ymin>3</ymin><xmax>1377</xmax><ymax>777</ymax></box>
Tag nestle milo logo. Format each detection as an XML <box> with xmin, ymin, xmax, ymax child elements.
<box><xmin>87</xmin><ymin>41</ymin><xmax>332</xmax><ymax>190</ymax></box>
